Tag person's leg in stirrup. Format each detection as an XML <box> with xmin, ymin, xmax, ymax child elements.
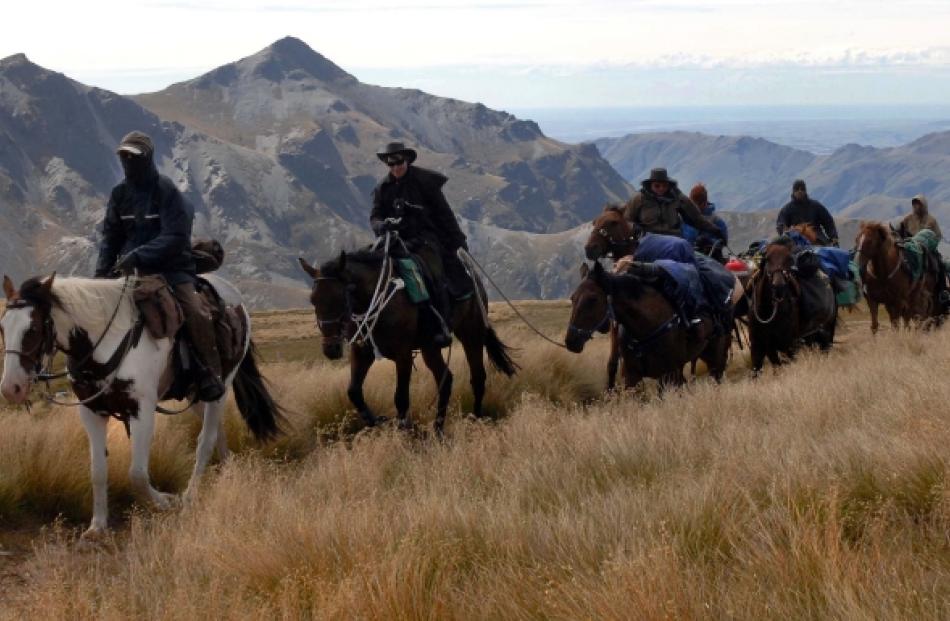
<box><xmin>174</xmin><ymin>282</ymin><xmax>225</xmax><ymax>401</ymax></box>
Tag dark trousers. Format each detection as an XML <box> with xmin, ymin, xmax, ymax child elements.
<box><xmin>173</xmin><ymin>282</ymin><xmax>223</xmax><ymax>378</ymax></box>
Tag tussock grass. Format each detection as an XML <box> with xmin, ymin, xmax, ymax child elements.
<box><xmin>0</xmin><ymin>307</ymin><xmax>948</xmax><ymax>619</ymax></box>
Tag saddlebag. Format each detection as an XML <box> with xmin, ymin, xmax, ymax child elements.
<box><xmin>192</xmin><ymin>239</ymin><xmax>225</xmax><ymax>274</ymax></box>
<box><xmin>133</xmin><ymin>275</ymin><xmax>184</xmax><ymax>340</ymax></box>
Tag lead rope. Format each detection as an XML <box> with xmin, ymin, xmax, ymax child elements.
<box><xmin>457</xmin><ymin>248</ymin><xmax>568</xmax><ymax>350</ymax></box>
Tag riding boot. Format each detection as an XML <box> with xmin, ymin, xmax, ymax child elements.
<box><xmin>174</xmin><ymin>283</ymin><xmax>226</xmax><ymax>402</ymax></box>
<box><xmin>429</xmin><ymin>285</ymin><xmax>453</xmax><ymax>348</ymax></box>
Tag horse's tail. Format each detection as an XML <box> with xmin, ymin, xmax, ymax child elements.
<box><xmin>232</xmin><ymin>340</ymin><xmax>285</xmax><ymax>441</ymax></box>
<box><xmin>484</xmin><ymin>326</ymin><xmax>519</xmax><ymax>377</ymax></box>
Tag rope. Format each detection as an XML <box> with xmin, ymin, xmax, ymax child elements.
<box><xmin>457</xmin><ymin>248</ymin><xmax>568</xmax><ymax>350</ymax></box>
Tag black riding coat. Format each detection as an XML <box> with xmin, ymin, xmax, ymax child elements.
<box><xmin>95</xmin><ymin>170</ymin><xmax>196</xmax><ymax>285</ymax></box>
<box><xmin>775</xmin><ymin>194</ymin><xmax>839</xmax><ymax>243</ymax></box>
<box><xmin>370</xmin><ymin>166</ymin><xmax>467</xmax><ymax>252</ymax></box>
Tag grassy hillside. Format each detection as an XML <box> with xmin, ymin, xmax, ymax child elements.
<box><xmin>0</xmin><ymin>302</ymin><xmax>948</xmax><ymax>619</ymax></box>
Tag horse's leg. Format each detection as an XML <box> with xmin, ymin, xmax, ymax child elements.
<box><xmin>606</xmin><ymin>322</ymin><xmax>619</xmax><ymax>391</ymax></box>
<box><xmin>460</xmin><ymin>331</ymin><xmax>487</xmax><ymax>418</ymax></box>
<box><xmin>750</xmin><ymin>331</ymin><xmax>765</xmax><ymax>375</ymax></box>
<box><xmin>868</xmin><ymin>299</ymin><xmax>880</xmax><ymax>334</ymax></box>
<box><xmin>183</xmin><ymin>396</ymin><xmax>227</xmax><ymax>504</ymax></box>
<box><xmin>421</xmin><ymin>346</ymin><xmax>453</xmax><ymax>436</ymax></box>
<box><xmin>766</xmin><ymin>347</ymin><xmax>782</xmax><ymax>368</ymax></box>
<box><xmin>348</xmin><ymin>344</ymin><xmax>380</xmax><ymax>425</ymax></box>
<box><xmin>79</xmin><ymin>406</ymin><xmax>110</xmax><ymax>540</ymax></box>
<box><xmin>394</xmin><ymin>354</ymin><xmax>414</xmax><ymax>431</ymax></box>
<box><xmin>128</xmin><ymin>400</ymin><xmax>177</xmax><ymax>510</ymax></box>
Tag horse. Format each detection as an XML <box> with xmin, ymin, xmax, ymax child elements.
<box><xmin>0</xmin><ymin>273</ymin><xmax>283</xmax><ymax>540</ymax></box>
<box><xmin>788</xmin><ymin>222</ymin><xmax>819</xmax><ymax>244</ymax></box>
<box><xmin>298</xmin><ymin>247</ymin><xmax>517</xmax><ymax>435</ymax></box>
<box><xmin>583</xmin><ymin>205</ymin><xmax>638</xmax><ymax>390</ymax></box>
<box><xmin>565</xmin><ymin>261</ymin><xmax>730</xmax><ymax>391</ymax></box>
<box><xmin>855</xmin><ymin>221</ymin><xmax>936</xmax><ymax>333</ymax></box>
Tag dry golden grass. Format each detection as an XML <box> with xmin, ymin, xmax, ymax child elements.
<box><xmin>0</xmin><ymin>303</ymin><xmax>948</xmax><ymax>619</ymax></box>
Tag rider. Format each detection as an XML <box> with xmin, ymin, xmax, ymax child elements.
<box><xmin>775</xmin><ymin>179</ymin><xmax>839</xmax><ymax>246</ymax></box>
<box><xmin>682</xmin><ymin>183</ymin><xmax>729</xmax><ymax>262</ymax></box>
<box><xmin>94</xmin><ymin>131</ymin><xmax>225</xmax><ymax>402</ymax></box>
<box><xmin>898</xmin><ymin>194</ymin><xmax>943</xmax><ymax>239</ymax></box>
<box><xmin>370</xmin><ymin>142</ymin><xmax>472</xmax><ymax>347</ymax></box>
<box><xmin>898</xmin><ymin>194</ymin><xmax>947</xmax><ymax>310</ymax></box>
<box><xmin>623</xmin><ymin>168</ymin><xmax>725</xmax><ymax>241</ymax></box>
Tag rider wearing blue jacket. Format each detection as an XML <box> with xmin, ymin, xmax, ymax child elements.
<box><xmin>682</xmin><ymin>183</ymin><xmax>729</xmax><ymax>261</ymax></box>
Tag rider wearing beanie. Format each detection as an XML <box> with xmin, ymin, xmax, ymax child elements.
<box><xmin>775</xmin><ymin>179</ymin><xmax>839</xmax><ymax>246</ymax></box>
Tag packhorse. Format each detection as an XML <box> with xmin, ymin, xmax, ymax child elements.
<box><xmin>746</xmin><ymin>239</ymin><xmax>836</xmax><ymax>373</ymax></box>
<box><xmin>855</xmin><ymin>221</ymin><xmax>937</xmax><ymax>333</ymax></box>
<box><xmin>565</xmin><ymin>261</ymin><xmax>731</xmax><ymax>391</ymax></box>
<box><xmin>0</xmin><ymin>273</ymin><xmax>283</xmax><ymax>540</ymax></box>
<box><xmin>584</xmin><ymin>204</ymin><xmax>638</xmax><ymax>390</ymax></box>
<box><xmin>298</xmin><ymin>240</ymin><xmax>517</xmax><ymax>435</ymax></box>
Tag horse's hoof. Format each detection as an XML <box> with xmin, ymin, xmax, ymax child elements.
<box><xmin>152</xmin><ymin>492</ymin><xmax>180</xmax><ymax>512</ymax></box>
<box><xmin>79</xmin><ymin>526</ymin><xmax>108</xmax><ymax>546</ymax></box>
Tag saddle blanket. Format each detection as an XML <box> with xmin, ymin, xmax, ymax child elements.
<box><xmin>900</xmin><ymin>229</ymin><xmax>940</xmax><ymax>282</ymax></box>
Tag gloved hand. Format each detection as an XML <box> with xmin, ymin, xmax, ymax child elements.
<box><xmin>113</xmin><ymin>252</ymin><xmax>137</xmax><ymax>276</ymax></box>
<box><xmin>372</xmin><ymin>218</ymin><xmax>401</xmax><ymax>236</ymax></box>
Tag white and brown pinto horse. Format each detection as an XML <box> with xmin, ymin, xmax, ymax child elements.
<box><xmin>0</xmin><ymin>273</ymin><xmax>282</xmax><ymax>540</ymax></box>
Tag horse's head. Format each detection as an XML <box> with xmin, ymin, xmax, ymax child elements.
<box><xmin>585</xmin><ymin>204</ymin><xmax>636</xmax><ymax>261</ymax></box>
<box><xmin>761</xmin><ymin>240</ymin><xmax>794</xmax><ymax>297</ymax></box>
<box><xmin>299</xmin><ymin>253</ymin><xmax>352</xmax><ymax>360</ymax></box>
<box><xmin>854</xmin><ymin>221</ymin><xmax>891</xmax><ymax>273</ymax></box>
<box><xmin>1</xmin><ymin>274</ymin><xmax>57</xmax><ymax>404</ymax></box>
<box><xmin>565</xmin><ymin>262</ymin><xmax>612</xmax><ymax>353</ymax></box>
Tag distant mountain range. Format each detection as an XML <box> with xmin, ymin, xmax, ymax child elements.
<box><xmin>1</xmin><ymin>38</ymin><xmax>944</xmax><ymax>309</ymax></box>
<box><xmin>595</xmin><ymin>131</ymin><xmax>950</xmax><ymax>229</ymax></box>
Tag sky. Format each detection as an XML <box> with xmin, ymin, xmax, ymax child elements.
<box><xmin>3</xmin><ymin>0</ymin><xmax>950</xmax><ymax>108</ymax></box>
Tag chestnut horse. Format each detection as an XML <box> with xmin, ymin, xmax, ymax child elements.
<box><xmin>565</xmin><ymin>261</ymin><xmax>730</xmax><ymax>390</ymax></box>
<box><xmin>855</xmin><ymin>222</ymin><xmax>934</xmax><ymax>332</ymax></box>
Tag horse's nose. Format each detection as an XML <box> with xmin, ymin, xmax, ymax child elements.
<box><xmin>1</xmin><ymin>382</ymin><xmax>24</xmax><ymax>404</ymax></box>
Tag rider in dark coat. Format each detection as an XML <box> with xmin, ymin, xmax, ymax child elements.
<box><xmin>775</xmin><ymin>179</ymin><xmax>839</xmax><ymax>246</ymax></box>
<box><xmin>623</xmin><ymin>168</ymin><xmax>724</xmax><ymax>240</ymax></box>
<box><xmin>370</xmin><ymin>142</ymin><xmax>472</xmax><ymax>346</ymax></box>
<box><xmin>95</xmin><ymin>131</ymin><xmax>224</xmax><ymax>401</ymax></box>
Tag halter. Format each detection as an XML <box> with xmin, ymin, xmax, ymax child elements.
<box><xmin>566</xmin><ymin>295</ymin><xmax>614</xmax><ymax>343</ymax></box>
<box><xmin>2</xmin><ymin>299</ymin><xmax>56</xmax><ymax>374</ymax></box>
<box><xmin>595</xmin><ymin>225</ymin><xmax>637</xmax><ymax>258</ymax></box>
<box><xmin>311</xmin><ymin>276</ymin><xmax>354</xmax><ymax>346</ymax></box>
<box><xmin>748</xmin><ymin>264</ymin><xmax>796</xmax><ymax>325</ymax></box>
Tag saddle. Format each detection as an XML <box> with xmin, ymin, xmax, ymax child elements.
<box><xmin>132</xmin><ymin>275</ymin><xmax>245</xmax><ymax>403</ymax></box>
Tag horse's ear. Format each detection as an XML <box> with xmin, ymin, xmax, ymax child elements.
<box><xmin>298</xmin><ymin>257</ymin><xmax>319</xmax><ymax>279</ymax></box>
<box><xmin>42</xmin><ymin>272</ymin><xmax>55</xmax><ymax>294</ymax></box>
<box><xmin>2</xmin><ymin>275</ymin><xmax>15</xmax><ymax>299</ymax></box>
<box><xmin>579</xmin><ymin>263</ymin><xmax>590</xmax><ymax>279</ymax></box>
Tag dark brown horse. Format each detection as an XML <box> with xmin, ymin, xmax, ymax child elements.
<box><xmin>583</xmin><ymin>205</ymin><xmax>636</xmax><ymax>389</ymax></box>
<box><xmin>747</xmin><ymin>240</ymin><xmax>801</xmax><ymax>372</ymax></box>
<box><xmin>299</xmin><ymin>250</ymin><xmax>517</xmax><ymax>434</ymax></box>
<box><xmin>565</xmin><ymin>261</ymin><xmax>730</xmax><ymax>390</ymax></box>
<box><xmin>855</xmin><ymin>221</ymin><xmax>935</xmax><ymax>333</ymax></box>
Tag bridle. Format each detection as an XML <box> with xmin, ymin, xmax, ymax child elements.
<box><xmin>594</xmin><ymin>224</ymin><xmax>637</xmax><ymax>258</ymax></box>
<box><xmin>566</xmin><ymin>293</ymin><xmax>614</xmax><ymax>343</ymax></box>
<box><xmin>311</xmin><ymin>276</ymin><xmax>354</xmax><ymax>346</ymax></box>
<box><xmin>2</xmin><ymin>300</ymin><xmax>56</xmax><ymax>374</ymax></box>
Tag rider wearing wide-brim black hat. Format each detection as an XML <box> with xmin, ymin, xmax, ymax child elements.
<box><xmin>370</xmin><ymin>142</ymin><xmax>472</xmax><ymax>347</ymax></box>
<box><xmin>623</xmin><ymin>167</ymin><xmax>724</xmax><ymax>239</ymax></box>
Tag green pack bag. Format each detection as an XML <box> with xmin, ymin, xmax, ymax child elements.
<box><xmin>395</xmin><ymin>258</ymin><xmax>430</xmax><ymax>304</ymax></box>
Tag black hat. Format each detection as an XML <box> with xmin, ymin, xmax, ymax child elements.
<box><xmin>792</xmin><ymin>179</ymin><xmax>807</xmax><ymax>192</ymax></box>
<box><xmin>116</xmin><ymin>131</ymin><xmax>154</xmax><ymax>158</ymax></box>
<box><xmin>376</xmin><ymin>142</ymin><xmax>417</xmax><ymax>165</ymax></box>
<box><xmin>642</xmin><ymin>167</ymin><xmax>676</xmax><ymax>185</ymax></box>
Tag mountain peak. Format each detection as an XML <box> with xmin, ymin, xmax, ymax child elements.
<box><xmin>252</xmin><ymin>36</ymin><xmax>354</xmax><ymax>83</ymax></box>
<box><xmin>0</xmin><ymin>53</ymin><xmax>30</xmax><ymax>68</ymax></box>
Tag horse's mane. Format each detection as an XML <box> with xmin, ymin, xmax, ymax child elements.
<box><xmin>789</xmin><ymin>222</ymin><xmax>818</xmax><ymax>243</ymax></box>
<box><xmin>318</xmin><ymin>249</ymin><xmax>385</xmax><ymax>278</ymax></box>
<box><xmin>47</xmin><ymin>277</ymin><xmax>137</xmax><ymax>333</ymax></box>
<box><xmin>859</xmin><ymin>221</ymin><xmax>890</xmax><ymax>237</ymax></box>
<box><xmin>611</xmin><ymin>273</ymin><xmax>647</xmax><ymax>299</ymax></box>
